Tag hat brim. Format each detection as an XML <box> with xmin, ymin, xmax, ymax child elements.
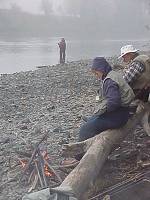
<box><xmin>118</xmin><ymin>49</ymin><xmax>139</xmax><ymax>59</ymax></box>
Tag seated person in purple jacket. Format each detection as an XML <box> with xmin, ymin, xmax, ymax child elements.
<box><xmin>78</xmin><ymin>57</ymin><xmax>135</xmax><ymax>144</ymax></box>
<box><xmin>62</xmin><ymin>57</ymin><xmax>135</xmax><ymax>164</ymax></box>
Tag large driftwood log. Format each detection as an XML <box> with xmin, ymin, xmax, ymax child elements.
<box><xmin>62</xmin><ymin>105</ymin><xmax>150</xmax><ymax>158</ymax></box>
<box><xmin>60</xmin><ymin>103</ymin><xmax>150</xmax><ymax>200</ymax></box>
<box><xmin>141</xmin><ymin>109</ymin><xmax>150</xmax><ymax>136</ymax></box>
<box><xmin>23</xmin><ymin>103</ymin><xmax>150</xmax><ymax>200</ymax></box>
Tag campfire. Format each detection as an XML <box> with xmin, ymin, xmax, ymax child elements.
<box><xmin>0</xmin><ymin>132</ymin><xmax>79</xmax><ymax>195</ymax></box>
<box><xmin>18</xmin><ymin>133</ymin><xmax>62</xmax><ymax>192</ymax></box>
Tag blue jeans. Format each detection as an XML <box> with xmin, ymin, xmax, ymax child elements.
<box><xmin>79</xmin><ymin>107</ymin><xmax>130</xmax><ymax>142</ymax></box>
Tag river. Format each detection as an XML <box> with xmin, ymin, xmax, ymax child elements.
<box><xmin>0</xmin><ymin>37</ymin><xmax>149</xmax><ymax>74</ymax></box>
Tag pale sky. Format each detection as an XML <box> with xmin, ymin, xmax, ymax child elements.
<box><xmin>0</xmin><ymin>0</ymin><xmax>148</xmax><ymax>16</ymax></box>
<box><xmin>0</xmin><ymin>0</ymin><xmax>63</xmax><ymax>14</ymax></box>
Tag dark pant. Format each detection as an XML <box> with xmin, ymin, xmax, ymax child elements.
<box><xmin>134</xmin><ymin>88</ymin><xmax>150</xmax><ymax>102</ymax></box>
<box><xmin>75</xmin><ymin>107</ymin><xmax>130</xmax><ymax>160</ymax></box>
<box><xmin>79</xmin><ymin>107</ymin><xmax>130</xmax><ymax>141</ymax></box>
<box><xmin>60</xmin><ymin>50</ymin><xmax>66</xmax><ymax>64</ymax></box>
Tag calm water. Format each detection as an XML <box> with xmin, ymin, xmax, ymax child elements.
<box><xmin>0</xmin><ymin>37</ymin><xmax>150</xmax><ymax>74</ymax></box>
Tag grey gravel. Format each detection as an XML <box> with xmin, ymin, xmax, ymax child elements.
<box><xmin>0</xmin><ymin>57</ymin><xmax>139</xmax><ymax>200</ymax></box>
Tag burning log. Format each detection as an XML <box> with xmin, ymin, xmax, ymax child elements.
<box><xmin>22</xmin><ymin>102</ymin><xmax>150</xmax><ymax>200</ymax></box>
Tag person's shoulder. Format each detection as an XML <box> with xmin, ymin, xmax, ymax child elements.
<box><xmin>134</xmin><ymin>54</ymin><xmax>150</xmax><ymax>61</ymax></box>
<box><xmin>104</xmin><ymin>71</ymin><xmax>120</xmax><ymax>84</ymax></box>
<box><xmin>110</xmin><ymin>70</ymin><xmax>122</xmax><ymax>77</ymax></box>
<box><xmin>103</xmin><ymin>77</ymin><xmax>115</xmax><ymax>85</ymax></box>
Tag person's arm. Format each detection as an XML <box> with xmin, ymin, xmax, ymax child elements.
<box><xmin>103</xmin><ymin>79</ymin><xmax>121</xmax><ymax>112</ymax></box>
<box><xmin>123</xmin><ymin>61</ymin><xmax>145</xmax><ymax>84</ymax></box>
<box><xmin>94</xmin><ymin>79</ymin><xmax>121</xmax><ymax>115</ymax></box>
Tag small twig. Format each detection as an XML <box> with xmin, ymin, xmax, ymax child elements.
<box><xmin>37</xmin><ymin>150</ymin><xmax>48</xmax><ymax>187</ymax></box>
<box><xmin>57</xmin><ymin>168</ymin><xmax>69</xmax><ymax>175</ymax></box>
<box><xmin>34</xmin><ymin>160</ymin><xmax>44</xmax><ymax>188</ymax></box>
<box><xmin>54</xmin><ymin>161</ymin><xmax>79</xmax><ymax>169</ymax></box>
<box><xmin>28</xmin><ymin>174</ymin><xmax>38</xmax><ymax>193</ymax></box>
<box><xmin>44</xmin><ymin>158</ymin><xmax>62</xmax><ymax>183</ymax></box>
<box><xmin>38</xmin><ymin>150</ymin><xmax>62</xmax><ymax>183</ymax></box>
<box><xmin>19</xmin><ymin>149</ymin><xmax>37</xmax><ymax>182</ymax></box>
<box><xmin>28</xmin><ymin>169</ymin><xmax>35</xmax><ymax>184</ymax></box>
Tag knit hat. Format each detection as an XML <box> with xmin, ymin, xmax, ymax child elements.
<box><xmin>91</xmin><ymin>57</ymin><xmax>112</xmax><ymax>74</ymax></box>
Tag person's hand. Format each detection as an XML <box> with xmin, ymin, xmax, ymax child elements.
<box><xmin>94</xmin><ymin>107</ymin><xmax>106</xmax><ymax>116</ymax></box>
<box><xmin>94</xmin><ymin>100</ymin><xmax>107</xmax><ymax>116</ymax></box>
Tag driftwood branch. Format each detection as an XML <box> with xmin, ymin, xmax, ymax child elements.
<box><xmin>34</xmin><ymin>160</ymin><xmax>44</xmax><ymax>188</ymax></box>
<box><xmin>38</xmin><ymin>150</ymin><xmax>48</xmax><ymax>188</ymax></box>
<box><xmin>45</xmin><ymin>160</ymin><xmax>62</xmax><ymax>183</ymax></box>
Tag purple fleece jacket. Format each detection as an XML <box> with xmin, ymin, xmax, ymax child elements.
<box><xmin>92</xmin><ymin>57</ymin><xmax>122</xmax><ymax>112</ymax></box>
<box><xmin>103</xmin><ymin>78</ymin><xmax>122</xmax><ymax>112</ymax></box>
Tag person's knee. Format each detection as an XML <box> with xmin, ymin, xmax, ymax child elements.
<box><xmin>79</xmin><ymin>122</ymin><xmax>96</xmax><ymax>141</ymax></box>
<box><xmin>79</xmin><ymin>124</ymin><xmax>88</xmax><ymax>141</ymax></box>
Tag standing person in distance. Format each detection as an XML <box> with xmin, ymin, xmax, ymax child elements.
<box><xmin>58</xmin><ymin>38</ymin><xmax>66</xmax><ymax>64</ymax></box>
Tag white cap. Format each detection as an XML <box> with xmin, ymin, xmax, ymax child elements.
<box><xmin>119</xmin><ymin>45</ymin><xmax>139</xmax><ymax>59</ymax></box>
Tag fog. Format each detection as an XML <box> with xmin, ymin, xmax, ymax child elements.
<box><xmin>1</xmin><ymin>0</ymin><xmax>150</xmax><ymax>73</ymax></box>
<box><xmin>0</xmin><ymin>0</ymin><xmax>150</xmax><ymax>39</ymax></box>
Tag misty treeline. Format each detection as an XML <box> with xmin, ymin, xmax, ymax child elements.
<box><xmin>0</xmin><ymin>0</ymin><xmax>150</xmax><ymax>38</ymax></box>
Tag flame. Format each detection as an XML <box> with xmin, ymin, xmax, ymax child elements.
<box><xmin>42</xmin><ymin>151</ymin><xmax>53</xmax><ymax>177</ymax></box>
<box><xmin>44</xmin><ymin>165</ymin><xmax>53</xmax><ymax>177</ymax></box>
<box><xmin>19</xmin><ymin>159</ymin><xmax>27</xmax><ymax>168</ymax></box>
<box><xmin>19</xmin><ymin>151</ymin><xmax>53</xmax><ymax>177</ymax></box>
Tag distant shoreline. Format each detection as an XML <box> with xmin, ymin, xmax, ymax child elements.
<box><xmin>0</xmin><ymin>57</ymin><xmax>117</xmax><ymax>75</ymax></box>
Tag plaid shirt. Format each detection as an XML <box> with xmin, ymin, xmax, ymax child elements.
<box><xmin>123</xmin><ymin>60</ymin><xmax>145</xmax><ymax>84</ymax></box>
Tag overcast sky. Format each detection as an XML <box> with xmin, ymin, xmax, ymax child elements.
<box><xmin>0</xmin><ymin>0</ymin><xmax>58</xmax><ymax>14</ymax></box>
<box><xmin>0</xmin><ymin>0</ymin><xmax>149</xmax><ymax>39</ymax></box>
<box><xmin>0</xmin><ymin>0</ymin><xmax>149</xmax><ymax>18</ymax></box>
<box><xmin>0</xmin><ymin>0</ymin><xmax>124</xmax><ymax>15</ymax></box>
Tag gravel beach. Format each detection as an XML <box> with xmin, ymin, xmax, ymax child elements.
<box><xmin>0</xmin><ymin>57</ymin><xmax>150</xmax><ymax>200</ymax></box>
